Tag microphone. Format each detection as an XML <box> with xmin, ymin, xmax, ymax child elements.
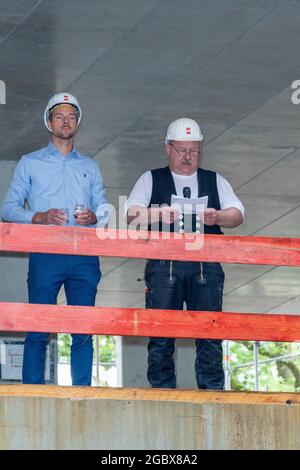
<box><xmin>181</xmin><ymin>187</ymin><xmax>192</xmax><ymax>233</ymax></box>
<box><xmin>183</xmin><ymin>186</ymin><xmax>191</xmax><ymax>199</ymax></box>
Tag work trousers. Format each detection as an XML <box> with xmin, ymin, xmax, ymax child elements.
<box><xmin>145</xmin><ymin>260</ymin><xmax>225</xmax><ymax>389</ymax></box>
<box><xmin>23</xmin><ymin>253</ymin><xmax>101</xmax><ymax>385</ymax></box>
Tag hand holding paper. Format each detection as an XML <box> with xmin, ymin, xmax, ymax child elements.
<box><xmin>171</xmin><ymin>194</ymin><xmax>208</xmax><ymax>215</ymax></box>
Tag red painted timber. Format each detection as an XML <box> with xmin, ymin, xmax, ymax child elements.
<box><xmin>1</xmin><ymin>222</ymin><xmax>300</xmax><ymax>265</ymax></box>
<box><xmin>1</xmin><ymin>302</ymin><xmax>300</xmax><ymax>342</ymax></box>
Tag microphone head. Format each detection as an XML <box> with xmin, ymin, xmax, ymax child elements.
<box><xmin>183</xmin><ymin>186</ymin><xmax>191</xmax><ymax>198</ymax></box>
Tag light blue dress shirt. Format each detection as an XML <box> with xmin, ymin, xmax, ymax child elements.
<box><xmin>1</xmin><ymin>141</ymin><xmax>109</xmax><ymax>226</ymax></box>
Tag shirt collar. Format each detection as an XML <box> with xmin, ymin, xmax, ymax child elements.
<box><xmin>46</xmin><ymin>141</ymin><xmax>79</xmax><ymax>160</ymax></box>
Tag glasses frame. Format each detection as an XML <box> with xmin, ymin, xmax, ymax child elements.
<box><xmin>169</xmin><ymin>142</ymin><xmax>200</xmax><ymax>158</ymax></box>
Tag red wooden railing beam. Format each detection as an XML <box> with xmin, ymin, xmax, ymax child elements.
<box><xmin>1</xmin><ymin>302</ymin><xmax>300</xmax><ymax>342</ymax></box>
<box><xmin>1</xmin><ymin>222</ymin><xmax>300</xmax><ymax>266</ymax></box>
<box><xmin>1</xmin><ymin>223</ymin><xmax>300</xmax><ymax>345</ymax></box>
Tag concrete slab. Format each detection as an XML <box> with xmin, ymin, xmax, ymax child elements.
<box><xmin>1</xmin><ymin>385</ymin><xmax>300</xmax><ymax>449</ymax></box>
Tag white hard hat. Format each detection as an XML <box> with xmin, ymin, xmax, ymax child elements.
<box><xmin>165</xmin><ymin>117</ymin><xmax>203</xmax><ymax>144</ymax></box>
<box><xmin>44</xmin><ymin>92</ymin><xmax>82</xmax><ymax>131</ymax></box>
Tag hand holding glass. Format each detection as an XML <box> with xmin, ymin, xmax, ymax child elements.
<box><xmin>59</xmin><ymin>208</ymin><xmax>69</xmax><ymax>225</ymax></box>
<box><xmin>74</xmin><ymin>202</ymin><xmax>86</xmax><ymax>222</ymax></box>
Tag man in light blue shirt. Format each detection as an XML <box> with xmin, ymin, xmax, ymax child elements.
<box><xmin>1</xmin><ymin>92</ymin><xmax>108</xmax><ymax>386</ymax></box>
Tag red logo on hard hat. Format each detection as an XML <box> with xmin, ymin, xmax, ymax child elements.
<box><xmin>186</xmin><ymin>127</ymin><xmax>191</xmax><ymax>134</ymax></box>
<box><xmin>63</xmin><ymin>95</ymin><xmax>69</xmax><ymax>101</ymax></box>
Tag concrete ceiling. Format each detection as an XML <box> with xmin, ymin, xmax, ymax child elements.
<box><xmin>1</xmin><ymin>0</ymin><xmax>300</xmax><ymax>316</ymax></box>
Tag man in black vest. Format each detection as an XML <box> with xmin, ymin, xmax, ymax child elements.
<box><xmin>127</xmin><ymin>117</ymin><xmax>244</xmax><ymax>389</ymax></box>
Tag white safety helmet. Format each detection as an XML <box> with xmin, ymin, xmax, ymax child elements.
<box><xmin>165</xmin><ymin>117</ymin><xmax>203</xmax><ymax>144</ymax></box>
<box><xmin>44</xmin><ymin>92</ymin><xmax>82</xmax><ymax>131</ymax></box>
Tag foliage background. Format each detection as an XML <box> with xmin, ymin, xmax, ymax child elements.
<box><xmin>58</xmin><ymin>335</ymin><xmax>300</xmax><ymax>391</ymax></box>
<box><xmin>58</xmin><ymin>334</ymin><xmax>116</xmax><ymax>385</ymax></box>
<box><xmin>229</xmin><ymin>341</ymin><xmax>300</xmax><ymax>392</ymax></box>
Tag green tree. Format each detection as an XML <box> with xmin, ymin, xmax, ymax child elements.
<box><xmin>58</xmin><ymin>334</ymin><xmax>116</xmax><ymax>367</ymax></box>
<box><xmin>95</xmin><ymin>335</ymin><xmax>116</xmax><ymax>368</ymax></box>
<box><xmin>229</xmin><ymin>341</ymin><xmax>300</xmax><ymax>392</ymax></box>
<box><xmin>57</xmin><ymin>333</ymin><xmax>70</xmax><ymax>362</ymax></box>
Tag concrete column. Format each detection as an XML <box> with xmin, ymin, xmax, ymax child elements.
<box><xmin>0</xmin><ymin>161</ymin><xmax>28</xmax><ymax>303</ymax></box>
<box><xmin>122</xmin><ymin>337</ymin><xmax>198</xmax><ymax>389</ymax></box>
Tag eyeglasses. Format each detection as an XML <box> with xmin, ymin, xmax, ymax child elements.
<box><xmin>170</xmin><ymin>143</ymin><xmax>200</xmax><ymax>158</ymax></box>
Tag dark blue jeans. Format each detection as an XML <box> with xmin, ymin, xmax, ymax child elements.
<box><xmin>145</xmin><ymin>260</ymin><xmax>225</xmax><ymax>390</ymax></box>
<box><xmin>23</xmin><ymin>253</ymin><xmax>101</xmax><ymax>385</ymax></box>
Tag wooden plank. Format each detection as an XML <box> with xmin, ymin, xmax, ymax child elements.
<box><xmin>2</xmin><ymin>222</ymin><xmax>300</xmax><ymax>265</ymax></box>
<box><xmin>0</xmin><ymin>384</ymin><xmax>300</xmax><ymax>404</ymax></box>
<box><xmin>1</xmin><ymin>301</ymin><xmax>300</xmax><ymax>342</ymax></box>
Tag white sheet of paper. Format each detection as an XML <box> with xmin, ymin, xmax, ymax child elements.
<box><xmin>171</xmin><ymin>194</ymin><xmax>208</xmax><ymax>214</ymax></box>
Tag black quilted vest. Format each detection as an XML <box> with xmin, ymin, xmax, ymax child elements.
<box><xmin>148</xmin><ymin>166</ymin><xmax>223</xmax><ymax>234</ymax></box>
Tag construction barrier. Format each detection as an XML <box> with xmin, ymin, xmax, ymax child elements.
<box><xmin>1</xmin><ymin>222</ymin><xmax>300</xmax><ymax>341</ymax></box>
<box><xmin>1</xmin><ymin>222</ymin><xmax>300</xmax><ymax>450</ymax></box>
